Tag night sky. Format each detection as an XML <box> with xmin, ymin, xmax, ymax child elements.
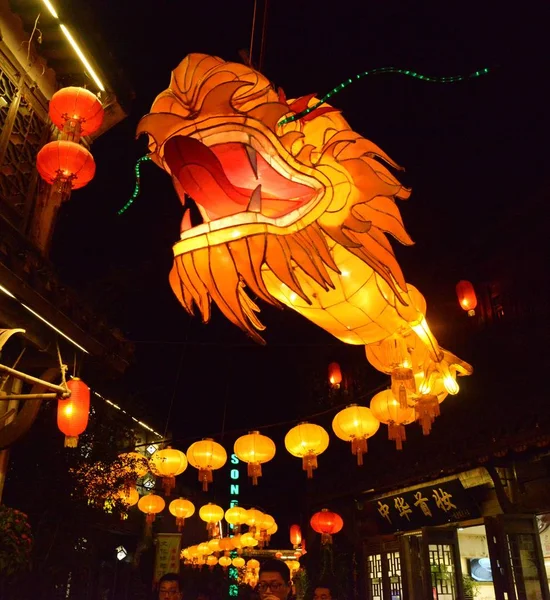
<box><xmin>44</xmin><ymin>0</ymin><xmax>549</xmax><ymax>527</ymax></box>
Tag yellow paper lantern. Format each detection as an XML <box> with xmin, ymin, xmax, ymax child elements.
<box><xmin>370</xmin><ymin>389</ymin><xmax>415</xmax><ymax>450</ymax></box>
<box><xmin>198</xmin><ymin>542</ymin><xmax>212</xmax><ymax>556</ymax></box>
<box><xmin>116</xmin><ymin>484</ymin><xmax>139</xmax><ymax>508</ymax></box>
<box><xmin>199</xmin><ymin>502</ymin><xmax>224</xmax><ymax>537</ymax></box>
<box><xmin>150</xmin><ymin>447</ymin><xmax>188</xmax><ymax>496</ymax></box>
<box><xmin>169</xmin><ymin>497</ymin><xmax>195</xmax><ymax>531</ymax></box>
<box><xmin>137</xmin><ymin>54</ymin><xmax>473</xmax><ymax>440</ymax></box>
<box><xmin>208</xmin><ymin>538</ymin><xmax>222</xmax><ymax>553</ymax></box>
<box><xmin>247</xmin><ymin>559</ymin><xmax>260</xmax><ymax>571</ymax></box>
<box><xmin>285</xmin><ymin>422</ymin><xmax>329</xmax><ymax>478</ymax></box>
<box><xmin>332</xmin><ymin>404</ymin><xmax>380</xmax><ymax>465</ymax></box>
<box><xmin>219</xmin><ymin>556</ymin><xmax>232</xmax><ymax>568</ymax></box>
<box><xmin>232</xmin><ymin>533</ymin><xmax>243</xmax><ymax>549</ymax></box>
<box><xmin>232</xmin><ymin>556</ymin><xmax>245</xmax><ymax>568</ymax></box>
<box><xmin>118</xmin><ymin>451</ymin><xmax>150</xmax><ymax>479</ymax></box>
<box><xmin>244</xmin><ymin>508</ymin><xmax>265</xmax><ymax>532</ymax></box>
<box><xmin>240</xmin><ymin>533</ymin><xmax>258</xmax><ymax>547</ymax></box>
<box><xmin>207</xmin><ymin>555</ymin><xmax>218</xmax><ymax>567</ymax></box>
<box><xmin>187</xmin><ymin>438</ymin><xmax>227</xmax><ymax>491</ymax></box>
<box><xmin>137</xmin><ymin>493</ymin><xmax>165</xmax><ymax>525</ymax></box>
<box><xmin>225</xmin><ymin>505</ymin><xmax>248</xmax><ymax>533</ymax></box>
<box><xmin>266</xmin><ymin>522</ymin><xmax>278</xmax><ymax>535</ymax></box>
<box><xmin>234</xmin><ymin>431</ymin><xmax>276</xmax><ymax>485</ymax></box>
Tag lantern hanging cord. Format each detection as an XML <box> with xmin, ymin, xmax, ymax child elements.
<box><xmin>279</xmin><ymin>66</ymin><xmax>491</xmax><ymax>125</ymax></box>
<box><xmin>117</xmin><ymin>155</ymin><xmax>152</xmax><ymax>215</ymax></box>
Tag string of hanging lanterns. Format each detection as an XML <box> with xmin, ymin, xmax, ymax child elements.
<box><xmin>36</xmin><ymin>86</ymin><xmax>103</xmax><ymax>194</ymax></box>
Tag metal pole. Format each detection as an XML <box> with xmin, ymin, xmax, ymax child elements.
<box><xmin>0</xmin><ymin>379</ymin><xmax>22</xmax><ymax>502</ymax></box>
<box><xmin>0</xmin><ymin>363</ymin><xmax>67</xmax><ymax>394</ymax></box>
<box><xmin>0</xmin><ymin>392</ymin><xmax>67</xmax><ymax>401</ymax></box>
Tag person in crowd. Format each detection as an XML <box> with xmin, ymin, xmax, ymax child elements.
<box><xmin>158</xmin><ymin>573</ymin><xmax>184</xmax><ymax>600</ymax></box>
<box><xmin>313</xmin><ymin>583</ymin><xmax>336</xmax><ymax>600</ymax></box>
<box><xmin>257</xmin><ymin>559</ymin><xmax>292</xmax><ymax>600</ymax></box>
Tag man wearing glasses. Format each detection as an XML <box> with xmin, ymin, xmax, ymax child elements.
<box><xmin>257</xmin><ymin>559</ymin><xmax>292</xmax><ymax>600</ymax></box>
<box><xmin>158</xmin><ymin>573</ymin><xmax>183</xmax><ymax>600</ymax></box>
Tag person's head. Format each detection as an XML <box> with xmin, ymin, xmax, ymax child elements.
<box><xmin>258</xmin><ymin>559</ymin><xmax>291</xmax><ymax>600</ymax></box>
<box><xmin>158</xmin><ymin>573</ymin><xmax>183</xmax><ymax>600</ymax></box>
<box><xmin>313</xmin><ymin>586</ymin><xmax>334</xmax><ymax>600</ymax></box>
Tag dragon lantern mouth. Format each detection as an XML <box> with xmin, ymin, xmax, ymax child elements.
<box><xmin>164</xmin><ymin>133</ymin><xmax>321</xmax><ymax>240</ymax></box>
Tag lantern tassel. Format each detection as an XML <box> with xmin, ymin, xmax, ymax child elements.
<box><xmin>321</xmin><ymin>533</ymin><xmax>333</xmax><ymax>545</ymax></box>
<box><xmin>388</xmin><ymin>423</ymin><xmax>406</xmax><ymax>450</ymax></box>
<box><xmin>415</xmin><ymin>395</ymin><xmax>440</xmax><ymax>436</ymax></box>
<box><xmin>162</xmin><ymin>476</ymin><xmax>176</xmax><ymax>497</ymax></box>
<box><xmin>248</xmin><ymin>462</ymin><xmax>262</xmax><ymax>486</ymax></box>
<box><xmin>64</xmin><ymin>435</ymin><xmax>78</xmax><ymax>448</ymax></box>
<box><xmin>351</xmin><ymin>438</ymin><xmax>368</xmax><ymax>466</ymax></box>
<box><xmin>198</xmin><ymin>468</ymin><xmax>213</xmax><ymax>492</ymax></box>
<box><xmin>176</xmin><ymin>517</ymin><xmax>185</xmax><ymax>531</ymax></box>
<box><xmin>303</xmin><ymin>455</ymin><xmax>318</xmax><ymax>478</ymax></box>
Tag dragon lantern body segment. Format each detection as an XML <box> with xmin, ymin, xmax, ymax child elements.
<box><xmin>137</xmin><ymin>54</ymin><xmax>472</xmax><ymax>394</ymax></box>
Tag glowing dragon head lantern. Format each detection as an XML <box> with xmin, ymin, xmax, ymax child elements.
<box><xmin>137</xmin><ymin>53</ymin><xmax>472</xmax><ymax>401</ymax></box>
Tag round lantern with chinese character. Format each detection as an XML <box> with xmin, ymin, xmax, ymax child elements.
<box><xmin>284</xmin><ymin>422</ymin><xmax>329</xmax><ymax>478</ymax></box>
<box><xmin>57</xmin><ymin>377</ymin><xmax>90</xmax><ymax>447</ymax></box>
<box><xmin>369</xmin><ymin>389</ymin><xmax>415</xmax><ymax>450</ymax></box>
<box><xmin>137</xmin><ymin>493</ymin><xmax>165</xmax><ymax>528</ymax></box>
<box><xmin>169</xmin><ymin>497</ymin><xmax>195</xmax><ymax>531</ymax></box>
<box><xmin>187</xmin><ymin>438</ymin><xmax>227</xmax><ymax>491</ymax></box>
<box><xmin>49</xmin><ymin>86</ymin><xmax>104</xmax><ymax>142</ymax></box>
<box><xmin>332</xmin><ymin>404</ymin><xmax>380</xmax><ymax>465</ymax></box>
<box><xmin>150</xmin><ymin>446</ymin><xmax>188</xmax><ymax>496</ymax></box>
<box><xmin>310</xmin><ymin>508</ymin><xmax>344</xmax><ymax>545</ymax></box>
<box><xmin>328</xmin><ymin>362</ymin><xmax>342</xmax><ymax>388</ymax></box>
<box><xmin>456</xmin><ymin>280</ymin><xmax>478</xmax><ymax>316</ymax></box>
<box><xmin>37</xmin><ymin>140</ymin><xmax>96</xmax><ymax>192</ymax></box>
<box><xmin>234</xmin><ymin>431</ymin><xmax>276</xmax><ymax>485</ymax></box>
<box><xmin>290</xmin><ymin>524</ymin><xmax>302</xmax><ymax>548</ymax></box>
<box><xmin>199</xmin><ymin>502</ymin><xmax>224</xmax><ymax>538</ymax></box>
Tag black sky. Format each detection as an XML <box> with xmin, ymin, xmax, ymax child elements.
<box><xmin>46</xmin><ymin>0</ymin><xmax>550</xmax><ymax>516</ymax></box>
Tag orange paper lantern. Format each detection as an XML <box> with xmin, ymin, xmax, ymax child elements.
<box><xmin>37</xmin><ymin>140</ymin><xmax>96</xmax><ymax>191</ymax></box>
<box><xmin>370</xmin><ymin>389</ymin><xmax>415</xmax><ymax>450</ymax></box>
<box><xmin>169</xmin><ymin>497</ymin><xmax>195</xmax><ymax>531</ymax></box>
<box><xmin>310</xmin><ymin>509</ymin><xmax>343</xmax><ymax>545</ymax></box>
<box><xmin>150</xmin><ymin>447</ymin><xmax>188</xmax><ymax>496</ymax></box>
<box><xmin>137</xmin><ymin>493</ymin><xmax>165</xmax><ymax>525</ymax></box>
<box><xmin>328</xmin><ymin>362</ymin><xmax>342</xmax><ymax>388</ymax></box>
<box><xmin>57</xmin><ymin>377</ymin><xmax>90</xmax><ymax>447</ymax></box>
<box><xmin>199</xmin><ymin>502</ymin><xmax>224</xmax><ymax>537</ymax></box>
<box><xmin>332</xmin><ymin>404</ymin><xmax>380</xmax><ymax>465</ymax></box>
<box><xmin>137</xmin><ymin>54</ymin><xmax>472</xmax><ymax>420</ymax></box>
<box><xmin>290</xmin><ymin>524</ymin><xmax>302</xmax><ymax>547</ymax></box>
<box><xmin>187</xmin><ymin>438</ymin><xmax>227</xmax><ymax>491</ymax></box>
<box><xmin>234</xmin><ymin>431</ymin><xmax>276</xmax><ymax>485</ymax></box>
<box><xmin>456</xmin><ymin>280</ymin><xmax>478</xmax><ymax>316</ymax></box>
<box><xmin>116</xmin><ymin>484</ymin><xmax>139</xmax><ymax>508</ymax></box>
<box><xmin>284</xmin><ymin>422</ymin><xmax>329</xmax><ymax>478</ymax></box>
<box><xmin>49</xmin><ymin>86</ymin><xmax>104</xmax><ymax>139</ymax></box>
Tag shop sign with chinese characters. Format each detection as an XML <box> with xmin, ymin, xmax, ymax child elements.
<box><xmin>154</xmin><ymin>533</ymin><xmax>182</xmax><ymax>583</ymax></box>
<box><xmin>366</xmin><ymin>479</ymin><xmax>480</xmax><ymax>533</ymax></box>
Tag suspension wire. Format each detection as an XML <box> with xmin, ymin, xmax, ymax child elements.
<box><xmin>248</xmin><ymin>0</ymin><xmax>258</xmax><ymax>67</ymax></box>
<box><xmin>258</xmin><ymin>0</ymin><xmax>269</xmax><ymax>72</ymax></box>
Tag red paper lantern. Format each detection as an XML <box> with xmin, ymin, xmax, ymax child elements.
<box><xmin>328</xmin><ymin>362</ymin><xmax>342</xmax><ymax>388</ymax></box>
<box><xmin>49</xmin><ymin>86</ymin><xmax>104</xmax><ymax>139</ymax></box>
<box><xmin>57</xmin><ymin>378</ymin><xmax>90</xmax><ymax>447</ymax></box>
<box><xmin>290</xmin><ymin>524</ymin><xmax>302</xmax><ymax>547</ymax></box>
<box><xmin>37</xmin><ymin>140</ymin><xmax>96</xmax><ymax>190</ymax></box>
<box><xmin>310</xmin><ymin>509</ymin><xmax>344</xmax><ymax>545</ymax></box>
<box><xmin>456</xmin><ymin>280</ymin><xmax>477</xmax><ymax>316</ymax></box>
